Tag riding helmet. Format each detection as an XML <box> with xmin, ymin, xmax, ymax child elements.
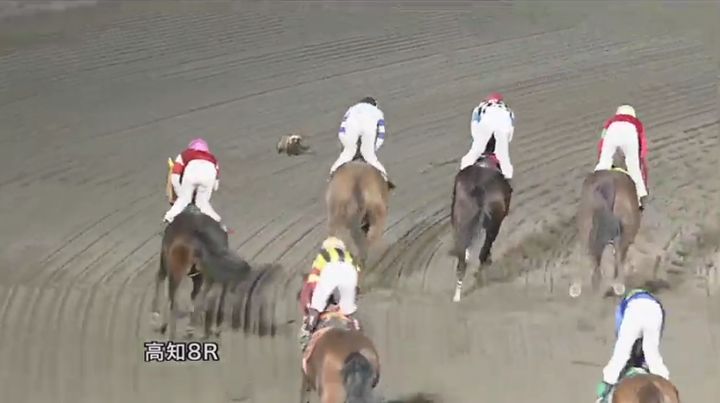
<box><xmin>485</xmin><ymin>92</ymin><xmax>504</xmax><ymax>103</ymax></box>
<box><xmin>359</xmin><ymin>96</ymin><xmax>378</xmax><ymax>107</ymax></box>
<box><xmin>322</xmin><ymin>236</ymin><xmax>346</xmax><ymax>251</ymax></box>
<box><xmin>616</xmin><ymin>104</ymin><xmax>637</xmax><ymax>118</ymax></box>
<box><xmin>188</xmin><ymin>138</ymin><xmax>210</xmax><ymax>152</ymax></box>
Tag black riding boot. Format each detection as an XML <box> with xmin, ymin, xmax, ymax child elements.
<box><xmin>304</xmin><ymin>308</ymin><xmax>320</xmax><ymax>333</ymax></box>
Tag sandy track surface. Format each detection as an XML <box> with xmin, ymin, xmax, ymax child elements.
<box><xmin>0</xmin><ymin>2</ymin><xmax>718</xmax><ymax>402</ymax></box>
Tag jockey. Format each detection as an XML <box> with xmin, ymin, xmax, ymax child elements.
<box><xmin>298</xmin><ymin>236</ymin><xmax>361</xmax><ymax>343</ymax></box>
<box><xmin>594</xmin><ymin>104</ymin><xmax>649</xmax><ymax>209</ymax></box>
<box><xmin>329</xmin><ymin>97</ymin><xmax>391</xmax><ymax>184</ymax></box>
<box><xmin>459</xmin><ymin>92</ymin><xmax>515</xmax><ymax>182</ymax></box>
<box><xmin>596</xmin><ymin>288</ymin><xmax>669</xmax><ymax>402</ymax></box>
<box><xmin>163</xmin><ymin>138</ymin><xmax>224</xmax><ymax>226</ymax></box>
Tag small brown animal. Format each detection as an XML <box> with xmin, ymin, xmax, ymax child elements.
<box><xmin>277</xmin><ymin>134</ymin><xmax>311</xmax><ymax>156</ymax></box>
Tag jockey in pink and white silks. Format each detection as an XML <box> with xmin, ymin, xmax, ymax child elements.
<box><xmin>329</xmin><ymin>97</ymin><xmax>390</xmax><ymax>183</ymax></box>
<box><xmin>459</xmin><ymin>92</ymin><xmax>515</xmax><ymax>182</ymax></box>
<box><xmin>163</xmin><ymin>138</ymin><xmax>223</xmax><ymax>225</ymax></box>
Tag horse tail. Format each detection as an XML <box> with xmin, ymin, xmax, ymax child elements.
<box><xmin>342</xmin><ymin>352</ymin><xmax>376</xmax><ymax>403</ymax></box>
<box><xmin>192</xmin><ymin>229</ymin><xmax>252</xmax><ymax>285</ymax></box>
<box><xmin>589</xmin><ymin>180</ymin><xmax>622</xmax><ymax>262</ymax></box>
<box><xmin>637</xmin><ymin>382</ymin><xmax>664</xmax><ymax>403</ymax></box>
<box><xmin>449</xmin><ymin>173</ymin><xmax>484</xmax><ymax>258</ymax></box>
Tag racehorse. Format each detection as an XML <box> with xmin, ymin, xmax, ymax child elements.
<box><xmin>150</xmin><ymin>210</ymin><xmax>251</xmax><ymax>339</ymax></box>
<box><xmin>449</xmin><ymin>152</ymin><xmax>512</xmax><ymax>302</ymax></box>
<box><xmin>571</xmin><ymin>167</ymin><xmax>641</xmax><ymax>298</ymax></box>
<box><xmin>603</xmin><ymin>340</ymin><xmax>680</xmax><ymax>403</ymax></box>
<box><xmin>300</xmin><ymin>312</ymin><xmax>381</xmax><ymax>403</ymax></box>
<box><xmin>326</xmin><ymin>154</ymin><xmax>392</xmax><ymax>269</ymax></box>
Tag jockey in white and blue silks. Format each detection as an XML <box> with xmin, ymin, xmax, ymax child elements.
<box><xmin>459</xmin><ymin>92</ymin><xmax>515</xmax><ymax>182</ymax></box>
<box><xmin>596</xmin><ymin>288</ymin><xmax>670</xmax><ymax>402</ymax></box>
<box><xmin>329</xmin><ymin>97</ymin><xmax>390</xmax><ymax>183</ymax></box>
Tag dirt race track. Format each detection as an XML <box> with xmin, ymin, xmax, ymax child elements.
<box><xmin>1</xmin><ymin>2</ymin><xmax>719</xmax><ymax>402</ymax></box>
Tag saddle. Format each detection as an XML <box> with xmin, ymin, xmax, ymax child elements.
<box><xmin>301</xmin><ymin>311</ymin><xmax>357</xmax><ymax>374</ymax></box>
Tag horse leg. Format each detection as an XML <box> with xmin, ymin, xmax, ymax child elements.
<box><xmin>213</xmin><ymin>284</ymin><xmax>228</xmax><ymax>338</ymax></box>
<box><xmin>168</xmin><ymin>272</ymin><xmax>179</xmax><ymax>340</ymax></box>
<box><xmin>299</xmin><ymin>371</ymin><xmax>312</xmax><ymax>403</ymax></box>
<box><xmin>453</xmin><ymin>251</ymin><xmax>469</xmax><ymax>302</ymax></box>
<box><xmin>612</xmin><ymin>243</ymin><xmax>630</xmax><ymax>296</ymax></box>
<box><xmin>478</xmin><ymin>213</ymin><xmax>502</xmax><ymax>265</ymax></box>
<box><xmin>204</xmin><ymin>282</ymin><xmax>223</xmax><ymax>340</ymax></box>
<box><xmin>189</xmin><ymin>278</ymin><xmax>210</xmax><ymax>339</ymax></box>
<box><xmin>150</xmin><ymin>254</ymin><xmax>168</xmax><ymax>331</ymax></box>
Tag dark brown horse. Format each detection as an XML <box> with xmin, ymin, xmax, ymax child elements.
<box><xmin>572</xmin><ymin>168</ymin><xmax>641</xmax><ymax>298</ymax></box>
<box><xmin>326</xmin><ymin>159</ymin><xmax>392</xmax><ymax>269</ymax></box>
<box><xmin>150</xmin><ymin>210</ymin><xmax>251</xmax><ymax>339</ymax></box>
<box><xmin>449</xmin><ymin>153</ymin><xmax>512</xmax><ymax>302</ymax></box>
<box><xmin>300</xmin><ymin>312</ymin><xmax>381</xmax><ymax>403</ymax></box>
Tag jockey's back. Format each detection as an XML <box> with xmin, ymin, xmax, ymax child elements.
<box><xmin>345</xmin><ymin>101</ymin><xmax>384</xmax><ymax>122</ymax></box>
<box><xmin>472</xmin><ymin>100</ymin><xmax>515</xmax><ymax>126</ymax></box>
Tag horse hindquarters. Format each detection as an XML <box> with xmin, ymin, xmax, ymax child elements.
<box><xmin>450</xmin><ymin>176</ymin><xmax>483</xmax><ymax>260</ymax></box>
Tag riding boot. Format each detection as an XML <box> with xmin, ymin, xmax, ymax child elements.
<box><xmin>298</xmin><ymin>308</ymin><xmax>320</xmax><ymax>349</ymax></box>
<box><xmin>304</xmin><ymin>308</ymin><xmax>320</xmax><ymax>333</ymax></box>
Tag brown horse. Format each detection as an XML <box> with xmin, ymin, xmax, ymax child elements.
<box><xmin>150</xmin><ymin>210</ymin><xmax>251</xmax><ymax>339</ymax></box>
<box><xmin>610</xmin><ymin>373</ymin><xmax>680</xmax><ymax>403</ymax></box>
<box><xmin>604</xmin><ymin>340</ymin><xmax>680</xmax><ymax>403</ymax></box>
<box><xmin>326</xmin><ymin>160</ymin><xmax>391</xmax><ymax>269</ymax></box>
<box><xmin>449</xmin><ymin>153</ymin><xmax>512</xmax><ymax>302</ymax></box>
<box><xmin>572</xmin><ymin>168</ymin><xmax>641</xmax><ymax>298</ymax></box>
<box><xmin>300</xmin><ymin>312</ymin><xmax>381</xmax><ymax>403</ymax></box>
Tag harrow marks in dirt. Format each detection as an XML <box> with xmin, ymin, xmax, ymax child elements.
<box><xmin>0</xmin><ymin>2</ymin><xmax>718</xmax><ymax>403</ymax></box>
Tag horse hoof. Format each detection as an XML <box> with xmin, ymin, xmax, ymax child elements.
<box><xmin>612</xmin><ymin>283</ymin><xmax>626</xmax><ymax>296</ymax></box>
<box><xmin>150</xmin><ymin>312</ymin><xmax>163</xmax><ymax>330</ymax></box>
<box><xmin>569</xmin><ymin>283</ymin><xmax>582</xmax><ymax>298</ymax></box>
<box><xmin>452</xmin><ymin>288</ymin><xmax>462</xmax><ymax>302</ymax></box>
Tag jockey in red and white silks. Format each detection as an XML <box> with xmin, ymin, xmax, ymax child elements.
<box><xmin>595</xmin><ymin>104</ymin><xmax>649</xmax><ymax>208</ymax></box>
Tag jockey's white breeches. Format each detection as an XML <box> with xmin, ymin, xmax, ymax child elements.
<box><xmin>310</xmin><ymin>261</ymin><xmax>358</xmax><ymax>315</ymax></box>
<box><xmin>460</xmin><ymin>108</ymin><xmax>514</xmax><ymax>178</ymax></box>
<box><xmin>164</xmin><ymin>159</ymin><xmax>221</xmax><ymax>223</ymax></box>
<box><xmin>330</xmin><ymin>115</ymin><xmax>387</xmax><ymax>179</ymax></box>
<box><xmin>602</xmin><ymin>298</ymin><xmax>669</xmax><ymax>384</ymax></box>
